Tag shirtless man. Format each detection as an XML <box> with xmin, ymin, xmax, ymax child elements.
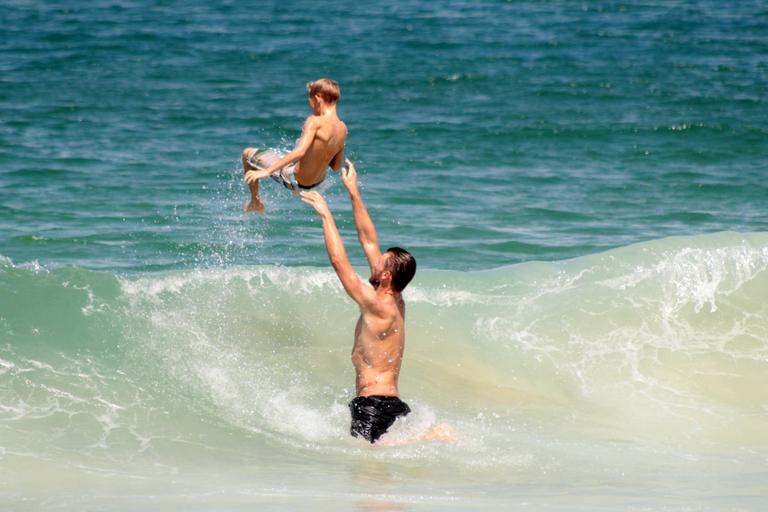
<box><xmin>242</xmin><ymin>78</ymin><xmax>347</xmax><ymax>213</ymax></box>
<box><xmin>300</xmin><ymin>160</ymin><xmax>415</xmax><ymax>443</ymax></box>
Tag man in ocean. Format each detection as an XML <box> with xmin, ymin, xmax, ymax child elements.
<box><xmin>301</xmin><ymin>160</ymin><xmax>452</xmax><ymax>444</ymax></box>
<box><xmin>241</xmin><ymin>78</ymin><xmax>347</xmax><ymax>213</ymax></box>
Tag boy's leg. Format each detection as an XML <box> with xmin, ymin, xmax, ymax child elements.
<box><xmin>242</xmin><ymin>147</ymin><xmax>264</xmax><ymax>213</ymax></box>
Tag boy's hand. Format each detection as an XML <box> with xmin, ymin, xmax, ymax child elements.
<box><xmin>300</xmin><ymin>191</ymin><xmax>331</xmax><ymax>219</ymax></box>
<box><xmin>341</xmin><ymin>159</ymin><xmax>359</xmax><ymax>193</ymax></box>
<box><xmin>245</xmin><ymin>169</ymin><xmax>272</xmax><ymax>184</ymax></box>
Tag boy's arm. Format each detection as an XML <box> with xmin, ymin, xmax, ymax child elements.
<box><xmin>264</xmin><ymin>116</ymin><xmax>319</xmax><ymax>174</ymax></box>
<box><xmin>341</xmin><ymin>159</ymin><xmax>381</xmax><ymax>273</ymax></box>
<box><xmin>300</xmin><ymin>191</ymin><xmax>375</xmax><ymax>306</ymax></box>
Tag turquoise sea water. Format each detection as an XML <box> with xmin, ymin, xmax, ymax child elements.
<box><xmin>1</xmin><ymin>1</ymin><xmax>767</xmax><ymax>510</ymax></box>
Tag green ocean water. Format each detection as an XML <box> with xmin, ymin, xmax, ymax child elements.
<box><xmin>1</xmin><ymin>1</ymin><xmax>768</xmax><ymax>510</ymax></box>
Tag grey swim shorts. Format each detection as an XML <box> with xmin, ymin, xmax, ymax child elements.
<box><xmin>248</xmin><ymin>149</ymin><xmax>323</xmax><ymax>192</ymax></box>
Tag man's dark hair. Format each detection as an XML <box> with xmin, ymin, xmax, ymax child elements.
<box><xmin>384</xmin><ymin>247</ymin><xmax>416</xmax><ymax>292</ymax></box>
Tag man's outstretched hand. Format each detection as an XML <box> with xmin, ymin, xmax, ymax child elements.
<box><xmin>341</xmin><ymin>159</ymin><xmax>359</xmax><ymax>194</ymax></box>
<box><xmin>300</xmin><ymin>191</ymin><xmax>331</xmax><ymax>219</ymax></box>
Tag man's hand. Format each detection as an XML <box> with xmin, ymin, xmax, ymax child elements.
<box><xmin>300</xmin><ymin>191</ymin><xmax>331</xmax><ymax>219</ymax></box>
<box><xmin>341</xmin><ymin>159</ymin><xmax>359</xmax><ymax>194</ymax></box>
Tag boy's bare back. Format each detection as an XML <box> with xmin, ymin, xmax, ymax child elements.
<box><xmin>295</xmin><ymin>112</ymin><xmax>347</xmax><ymax>187</ymax></box>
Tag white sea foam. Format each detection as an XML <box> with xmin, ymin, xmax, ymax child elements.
<box><xmin>405</xmin><ymin>286</ymin><xmax>485</xmax><ymax>306</ymax></box>
<box><xmin>120</xmin><ymin>265</ymin><xmax>345</xmax><ymax>302</ymax></box>
<box><xmin>598</xmin><ymin>242</ymin><xmax>768</xmax><ymax>314</ymax></box>
<box><xmin>17</xmin><ymin>259</ymin><xmax>48</xmax><ymax>273</ymax></box>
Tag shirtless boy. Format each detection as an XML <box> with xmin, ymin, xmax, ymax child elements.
<box><xmin>242</xmin><ymin>78</ymin><xmax>347</xmax><ymax>213</ymax></box>
<box><xmin>301</xmin><ymin>160</ymin><xmax>453</xmax><ymax>444</ymax></box>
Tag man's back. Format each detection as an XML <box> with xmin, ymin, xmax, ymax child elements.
<box><xmin>296</xmin><ymin>114</ymin><xmax>346</xmax><ymax>187</ymax></box>
<box><xmin>351</xmin><ymin>293</ymin><xmax>405</xmax><ymax>397</ymax></box>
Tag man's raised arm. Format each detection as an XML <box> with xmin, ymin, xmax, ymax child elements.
<box><xmin>300</xmin><ymin>191</ymin><xmax>374</xmax><ymax>306</ymax></box>
<box><xmin>341</xmin><ymin>159</ymin><xmax>381</xmax><ymax>273</ymax></box>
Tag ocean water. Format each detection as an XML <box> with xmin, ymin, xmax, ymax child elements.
<box><xmin>1</xmin><ymin>1</ymin><xmax>767</xmax><ymax>510</ymax></box>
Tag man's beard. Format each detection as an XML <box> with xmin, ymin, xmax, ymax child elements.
<box><xmin>368</xmin><ymin>275</ymin><xmax>380</xmax><ymax>289</ymax></box>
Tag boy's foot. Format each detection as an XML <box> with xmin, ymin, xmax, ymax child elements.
<box><xmin>244</xmin><ymin>198</ymin><xmax>265</xmax><ymax>213</ymax></box>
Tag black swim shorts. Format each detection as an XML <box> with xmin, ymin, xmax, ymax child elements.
<box><xmin>349</xmin><ymin>395</ymin><xmax>411</xmax><ymax>443</ymax></box>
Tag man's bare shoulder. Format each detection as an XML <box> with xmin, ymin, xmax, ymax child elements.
<box><xmin>364</xmin><ymin>292</ymin><xmax>402</xmax><ymax>318</ymax></box>
<box><xmin>356</xmin><ymin>285</ymin><xmax>381</xmax><ymax>311</ymax></box>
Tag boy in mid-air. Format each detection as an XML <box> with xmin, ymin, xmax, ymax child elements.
<box><xmin>242</xmin><ymin>78</ymin><xmax>347</xmax><ymax>213</ymax></box>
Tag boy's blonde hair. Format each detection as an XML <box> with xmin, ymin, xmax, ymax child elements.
<box><xmin>306</xmin><ymin>78</ymin><xmax>340</xmax><ymax>104</ymax></box>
